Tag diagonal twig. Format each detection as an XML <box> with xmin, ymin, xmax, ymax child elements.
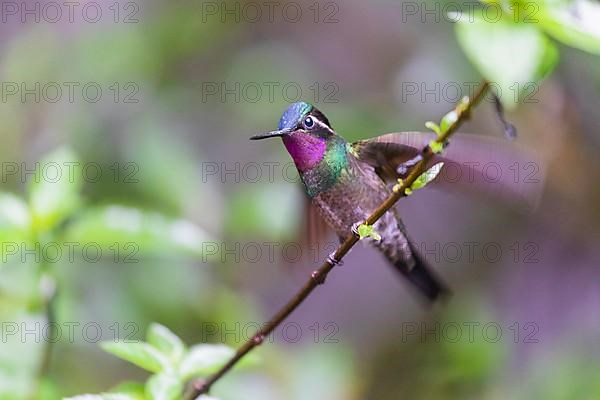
<box><xmin>186</xmin><ymin>80</ymin><xmax>490</xmax><ymax>399</ymax></box>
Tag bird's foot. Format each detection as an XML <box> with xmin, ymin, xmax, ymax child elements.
<box><xmin>327</xmin><ymin>252</ymin><xmax>343</xmax><ymax>267</ymax></box>
<box><xmin>351</xmin><ymin>222</ymin><xmax>362</xmax><ymax>237</ymax></box>
<box><xmin>396</xmin><ymin>155</ymin><xmax>423</xmax><ymax>176</ymax></box>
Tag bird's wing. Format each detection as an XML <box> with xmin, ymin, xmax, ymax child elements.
<box><xmin>351</xmin><ymin>132</ymin><xmax>546</xmax><ymax>209</ymax></box>
<box><xmin>301</xmin><ymin>196</ymin><xmax>334</xmax><ymax>248</ymax></box>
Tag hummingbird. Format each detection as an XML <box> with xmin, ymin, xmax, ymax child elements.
<box><xmin>251</xmin><ymin>102</ymin><xmax>450</xmax><ymax>301</ymax></box>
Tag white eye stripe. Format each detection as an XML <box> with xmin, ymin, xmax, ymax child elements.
<box><xmin>306</xmin><ymin>115</ymin><xmax>334</xmax><ymax>133</ymax></box>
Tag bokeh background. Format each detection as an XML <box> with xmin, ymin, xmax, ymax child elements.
<box><xmin>1</xmin><ymin>0</ymin><xmax>599</xmax><ymax>399</ymax></box>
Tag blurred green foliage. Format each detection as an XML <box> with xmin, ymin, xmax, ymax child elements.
<box><xmin>0</xmin><ymin>0</ymin><xmax>599</xmax><ymax>399</ymax></box>
<box><xmin>0</xmin><ymin>147</ymin><xmax>213</xmax><ymax>399</ymax></box>
<box><xmin>454</xmin><ymin>0</ymin><xmax>600</xmax><ymax>106</ymax></box>
<box><xmin>65</xmin><ymin>324</ymin><xmax>255</xmax><ymax>400</ymax></box>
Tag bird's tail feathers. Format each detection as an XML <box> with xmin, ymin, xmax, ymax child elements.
<box><xmin>392</xmin><ymin>242</ymin><xmax>451</xmax><ymax>303</ymax></box>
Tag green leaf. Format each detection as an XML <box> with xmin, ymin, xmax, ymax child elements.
<box><xmin>0</xmin><ymin>192</ymin><xmax>31</xmax><ymax>246</ymax></box>
<box><xmin>145</xmin><ymin>372</ymin><xmax>183</xmax><ymax>400</ymax></box>
<box><xmin>456</xmin><ymin>96</ymin><xmax>470</xmax><ymax>113</ymax></box>
<box><xmin>392</xmin><ymin>178</ymin><xmax>404</xmax><ymax>194</ymax></box>
<box><xmin>424</xmin><ymin>121</ymin><xmax>441</xmax><ymax>136</ymax></box>
<box><xmin>66</xmin><ymin>383</ymin><xmax>145</xmax><ymax>400</ymax></box>
<box><xmin>357</xmin><ymin>224</ymin><xmax>371</xmax><ymax>239</ymax></box>
<box><xmin>440</xmin><ymin>110</ymin><xmax>458</xmax><ymax>133</ymax></box>
<box><xmin>537</xmin><ymin>0</ymin><xmax>600</xmax><ymax>55</ymax></box>
<box><xmin>0</xmin><ymin>192</ymin><xmax>30</xmax><ymax>230</ymax></box>
<box><xmin>411</xmin><ymin>163</ymin><xmax>445</xmax><ymax>191</ymax></box>
<box><xmin>429</xmin><ymin>141</ymin><xmax>444</xmax><ymax>154</ymax></box>
<box><xmin>455</xmin><ymin>16</ymin><xmax>559</xmax><ymax>108</ymax></box>
<box><xmin>101</xmin><ymin>341</ymin><xmax>170</xmax><ymax>373</ymax></box>
<box><xmin>64</xmin><ymin>394</ymin><xmax>139</xmax><ymax>400</ymax></box>
<box><xmin>147</xmin><ymin>323</ymin><xmax>186</xmax><ymax>364</ymax></box>
<box><xmin>356</xmin><ymin>224</ymin><xmax>381</xmax><ymax>241</ymax></box>
<box><xmin>28</xmin><ymin>147</ymin><xmax>82</xmax><ymax>232</ymax></box>
<box><xmin>109</xmin><ymin>381</ymin><xmax>146</xmax><ymax>399</ymax></box>
<box><xmin>62</xmin><ymin>205</ymin><xmax>213</xmax><ymax>258</ymax></box>
<box><xmin>0</xmin><ymin>313</ymin><xmax>45</xmax><ymax>399</ymax></box>
<box><xmin>179</xmin><ymin>344</ymin><xmax>238</xmax><ymax>380</ymax></box>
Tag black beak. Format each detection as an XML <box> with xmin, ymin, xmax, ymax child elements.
<box><xmin>250</xmin><ymin>128</ymin><xmax>292</xmax><ymax>140</ymax></box>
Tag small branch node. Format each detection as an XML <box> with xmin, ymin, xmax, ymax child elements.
<box><xmin>193</xmin><ymin>379</ymin><xmax>208</xmax><ymax>392</ymax></box>
<box><xmin>311</xmin><ymin>270</ymin><xmax>326</xmax><ymax>285</ymax></box>
<box><xmin>253</xmin><ymin>334</ymin><xmax>265</xmax><ymax>345</ymax></box>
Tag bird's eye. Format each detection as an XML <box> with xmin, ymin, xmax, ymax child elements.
<box><xmin>303</xmin><ymin>116</ymin><xmax>314</xmax><ymax>129</ymax></box>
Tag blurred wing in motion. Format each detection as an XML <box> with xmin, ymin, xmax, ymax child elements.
<box><xmin>303</xmin><ymin>196</ymin><xmax>332</xmax><ymax>244</ymax></box>
<box><xmin>352</xmin><ymin>132</ymin><xmax>546</xmax><ymax>209</ymax></box>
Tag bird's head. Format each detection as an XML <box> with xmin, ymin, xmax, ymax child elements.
<box><xmin>251</xmin><ymin>102</ymin><xmax>340</xmax><ymax>172</ymax></box>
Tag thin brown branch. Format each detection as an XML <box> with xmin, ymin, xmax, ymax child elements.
<box><xmin>186</xmin><ymin>80</ymin><xmax>490</xmax><ymax>399</ymax></box>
